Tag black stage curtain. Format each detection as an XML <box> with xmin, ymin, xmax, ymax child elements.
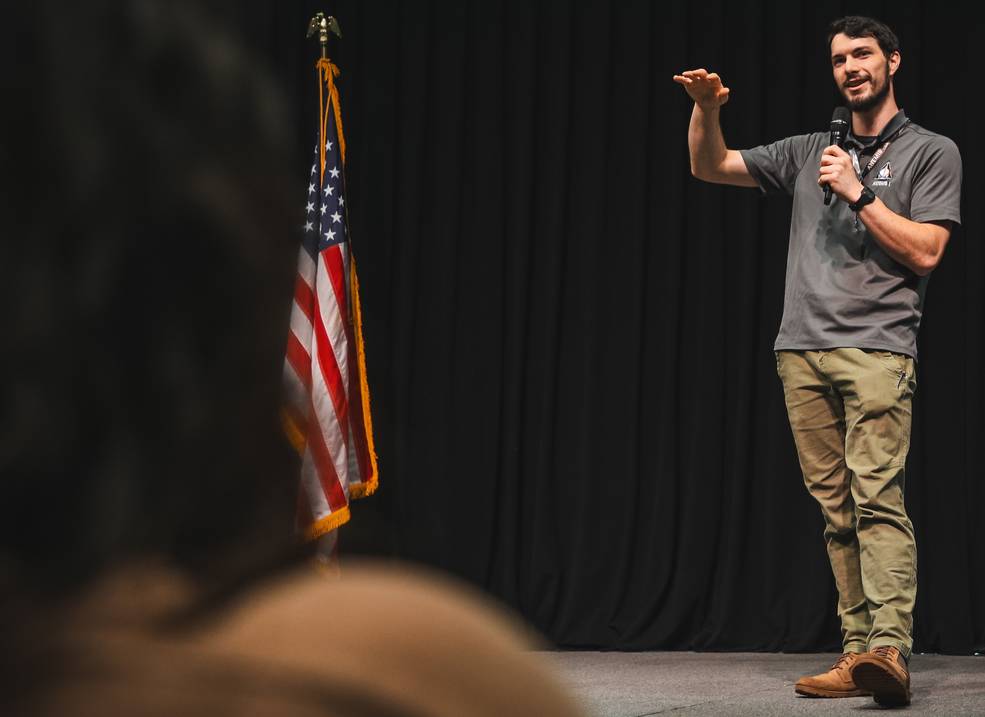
<box><xmin>246</xmin><ymin>0</ymin><xmax>984</xmax><ymax>653</ymax></box>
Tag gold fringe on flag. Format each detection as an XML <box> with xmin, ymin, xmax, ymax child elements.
<box><xmin>303</xmin><ymin>505</ymin><xmax>352</xmax><ymax>543</ymax></box>
<box><xmin>347</xmin><ymin>253</ymin><xmax>379</xmax><ymax>499</ymax></box>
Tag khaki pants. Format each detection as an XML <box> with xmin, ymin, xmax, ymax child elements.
<box><xmin>776</xmin><ymin>348</ymin><xmax>917</xmax><ymax>658</ymax></box>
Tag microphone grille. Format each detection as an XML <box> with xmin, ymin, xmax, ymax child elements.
<box><xmin>831</xmin><ymin>106</ymin><xmax>851</xmax><ymax>128</ymax></box>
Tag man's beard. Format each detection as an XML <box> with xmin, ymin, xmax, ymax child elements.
<box><xmin>843</xmin><ymin>64</ymin><xmax>891</xmax><ymax>112</ymax></box>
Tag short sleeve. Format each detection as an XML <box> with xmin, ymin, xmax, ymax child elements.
<box><xmin>739</xmin><ymin>133</ymin><xmax>816</xmax><ymax>196</ymax></box>
<box><xmin>909</xmin><ymin>137</ymin><xmax>962</xmax><ymax>226</ymax></box>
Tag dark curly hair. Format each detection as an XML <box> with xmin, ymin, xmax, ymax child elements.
<box><xmin>827</xmin><ymin>15</ymin><xmax>900</xmax><ymax>58</ymax></box>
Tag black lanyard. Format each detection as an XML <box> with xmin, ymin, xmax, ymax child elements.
<box><xmin>853</xmin><ymin>119</ymin><xmax>910</xmax><ymax>181</ymax></box>
<box><xmin>848</xmin><ymin>120</ymin><xmax>909</xmax><ymax>231</ymax></box>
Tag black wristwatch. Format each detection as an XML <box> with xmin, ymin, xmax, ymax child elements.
<box><xmin>848</xmin><ymin>185</ymin><xmax>876</xmax><ymax>212</ymax></box>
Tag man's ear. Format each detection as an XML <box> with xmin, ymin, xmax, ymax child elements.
<box><xmin>889</xmin><ymin>50</ymin><xmax>901</xmax><ymax>77</ymax></box>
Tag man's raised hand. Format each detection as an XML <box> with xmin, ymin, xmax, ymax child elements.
<box><xmin>673</xmin><ymin>69</ymin><xmax>730</xmax><ymax>109</ymax></box>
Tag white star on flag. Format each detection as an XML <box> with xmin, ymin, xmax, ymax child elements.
<box><xmin>308</xmin><ymin>183</ymin><xmax>315</xmax><ymax>194</ymax></box>
<box><xmin>325</xmin><ymin>229</ymin><xmax>336</xmax><ymax>241</ymax></box>
<box><xmin>326</xmin><ymin>140</ymin><xmax>333</xmax><ymax>151</ymax></box>
<box><xmin>324</xmin><ymin>185</ymin><xmax>334</xmax><ymax>196</ymax></box>
<box><xmin>304</xmin><ymin>221</ymin><xmax>314</xmax><ymax>231</ymax></box>
<box><xmin>320</xmin><ymin>205</ymin><xmax>327</xmax><ymax>215</ymax></box>
<box><xmin>331</xmin><ymin>211</ymin><xmax>342</xmax><ymax>224</ymax></box>
<box><xmin>306</xmin><ymin>202</ymin><xmax>315</xmax><ymax>213</ymax></box>
<box><xmin>330</xmin><ymin>166</ymin><xmax>340</xmax><ymax>179</ymax></box>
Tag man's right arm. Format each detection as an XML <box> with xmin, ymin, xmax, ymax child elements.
<box><xmin>673</xmin><ymin>69</ymin><xmax>758</xmax><ymax>188</ymax></box>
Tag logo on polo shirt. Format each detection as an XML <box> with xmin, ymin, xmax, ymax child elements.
<box><xmin>872</xmin><ymin>162</ymin><xmax>894</xmax><ymax>187</ymax></box>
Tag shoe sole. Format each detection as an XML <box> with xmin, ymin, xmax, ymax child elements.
<box><xmin>794</xmin><ymin>684</ymin><xmax>870</xmax><ymax>698</ymax></box>
<box><xmin>851</xmin><ymin>662</ymin><xmax>911</xmax><ymax>706</ymax></box>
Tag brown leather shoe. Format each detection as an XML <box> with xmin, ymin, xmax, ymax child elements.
<box><xmin>794</xmin><ymin>652</ymin><xmax>871</xmax><ymax>698</ymax></box>
<box><xmin>850</xmin><ymin>645</ymin><xmax>911</xmax><ymax>706</ymax></box>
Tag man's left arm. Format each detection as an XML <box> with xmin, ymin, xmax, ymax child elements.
<box><xmin>819</xmin><ymin>141</ymin><xmax>962</xmax><ymax>276</ymax></box>
<box><xmin>853</xmin><ymin>202</ymin><xmax>950</xmax><ymax>276</ymax></box>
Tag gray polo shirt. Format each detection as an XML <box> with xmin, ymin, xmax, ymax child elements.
<box><xmin>740</xmin><ymin>110</ymin><xmax>962</xmax><ymax>360</ymax></box>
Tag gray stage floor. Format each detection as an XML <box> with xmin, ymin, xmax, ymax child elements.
<box><xmin>544</xmin><ymin>651</ymin><xmax>985</xmax><ymax>716</ymax></box>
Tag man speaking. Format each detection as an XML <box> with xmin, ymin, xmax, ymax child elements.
<box><xmin>674</xmin><ymin>15</ymin><xmax>962</xmax><ymax>707</ymax></box>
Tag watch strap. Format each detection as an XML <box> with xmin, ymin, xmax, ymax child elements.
<box><xmin>849</xmin><ymin>185</ymin><xmax>876</xmax><ymax>212</ymax></box>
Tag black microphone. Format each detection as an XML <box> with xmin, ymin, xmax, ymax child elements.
<box><xmin>824</xmin><ymin>106</ymin><xmax>851</xmax><ymax>206</ymax></box>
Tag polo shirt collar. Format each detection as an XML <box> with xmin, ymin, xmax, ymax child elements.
<box><xmin>845</xmin><ymin>109</ymin><xmax>908</xmax><ymax>151</ymax></box>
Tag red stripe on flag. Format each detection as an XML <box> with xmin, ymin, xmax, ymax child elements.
<box><xmin>334</xmin><ymin>249</ymin><xmax>371</xmax><ymax>482</ymax></box>
<box><xmin>311</xmin><ymin>288</ymin><xmax>349</xmax><ymax>443</ymax></box>
<box><xmin>307</xmin><ymin>398</ymin><xmax>348</xmax><ymax>511</ymax></box>
<box><xmin>294</xmin><ymin>274</ymin><xmax>316</xmax><ymax>324</ymax></box>
<box><xmin>286</xmin><ymin>332</ymin><xmax>312</xmax><ymax>391</ymax></box>
<box><xmin>324</xmin><ymin>246</ymin><xmax>348</xmax><ymax>320</ymax></box>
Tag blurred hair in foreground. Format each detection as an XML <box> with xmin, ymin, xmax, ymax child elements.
<box><xmin>1</xmin><ymin>0</ymin><xmax>300</xmax><ymax>590</ymax></box>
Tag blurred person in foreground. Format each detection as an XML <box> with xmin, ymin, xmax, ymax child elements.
<box><xmin>0</xmin><ymin>3</ymin><xmax>584</xmax><ymax>715</ymax></box>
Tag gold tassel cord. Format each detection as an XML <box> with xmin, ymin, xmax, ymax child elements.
<box><xmin>316</xmin><ymin>58</ymin><xmax>346</xmax><ymax>179</ymax></box>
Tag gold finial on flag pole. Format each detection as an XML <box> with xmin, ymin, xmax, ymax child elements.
<box><xmin>307</xmin><ymin>12</ymin><xmax>345</xmax><ymax>178</ymax></box>
<box><xmin>306</xmin><ymin>12</ymin><xmax>342</xmax><ymax>60</ymax></box>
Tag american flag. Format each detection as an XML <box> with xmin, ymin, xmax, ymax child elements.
<box><xmin>283</xmin><ymin>61</ymin><xmax>377</xmax><ymax>541</ymax></box>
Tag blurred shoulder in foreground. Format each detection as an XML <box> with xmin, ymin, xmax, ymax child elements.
<box><xmin>12</xmin><ymin>560</ymin><xmax>586</xmax><ymax>717</ymax></box>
